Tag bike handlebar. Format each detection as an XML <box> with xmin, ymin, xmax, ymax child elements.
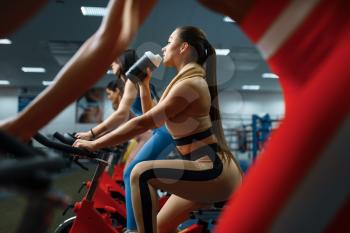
<box><xmin>33</xmin><ymin>133</ymin><xmax>97</xmax><ymax>158</ymax></box>
<box><xmin>53</xmin><ymin>132</ymin><xmax>76</xmax><ymax>145</ymax></box>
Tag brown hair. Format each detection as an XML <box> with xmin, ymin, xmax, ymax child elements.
<box><xmin>177</xmin><ymin>26</ymin><xmax>241</xmax><ymax>170</ymax></box>
<box><xmin>115</xmin><ymin>49</ymin><xmax>138</xmax><ymax>75</ymax></box>
<box><xmin>106</xmin><ymin>80</ymin><xmax>125</xmax><ymax>96</ymax></box>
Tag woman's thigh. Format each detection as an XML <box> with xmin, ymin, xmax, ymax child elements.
<box><xmin>131</xmin><ymin>158</ymin><xmax>239</xmax><ymax>203</ymax></box>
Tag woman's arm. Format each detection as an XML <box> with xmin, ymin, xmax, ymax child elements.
<box><xmin>75</xmin><ymin>79</ymin><xmax>138</xmax><ymax>140</ymax></box>
<box><xmin>139</xmin><ymin>68</ymin><xmax>156</xmax><ymax>113</ymax></box>
<box><xmin>73</xmin><ymin>80</ymin><xmax>194</xmax><ymax>151</ymax></box>
<box><xmin>93</xmin><ymin>79</ymin><xmax>138</xmax><ymax>136</ymax></box>
<box><xmin>1</xmin><ymin>0</ymin><xmax>158</xmax><ymax>141</ymax></box>
<box><xmin>1</xmin><ymin>0</ymin><xmax>47</xmax><ymax>37</ymax></box>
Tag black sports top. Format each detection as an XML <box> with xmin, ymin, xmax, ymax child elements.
<box><xmin>173</xmin><ymin>128</ymin><xmax>213</xmax><ymax>146</ymax></box>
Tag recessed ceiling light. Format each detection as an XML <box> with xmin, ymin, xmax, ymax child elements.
<box><xmin>0</xmin><ymin>80</ymin><xmax>10</xmax><ymax>85</ymax></box>
<box><xmin>81</xmin><ymin>6</ymin><xmax>107</xmax><ymax>16</ymax></box>
<box><xmin>0</xmin><ymin>39</ymin><xmax>12</xmax><ymax>44</ymax></box>
<box><xmin>223</xmin><ymin>16</ymin><xmax>235</xmax><ymax>23</ymax></box>
<box><xmin>262</xmin><ymin>73</ymin><xmax>279</xmax><ymax>79</ymax></box>
<box><xmin>215</xmin><ymin>49</ymin><xmax>230</xmax><ymax>56</ymax></box>
<box><xmin>242</xmin><ymin>85</ymin><xmax>260</xmax><ymax>90</ymax></box>
<box><xmin>42</xmin><ymin>80</ymin><xmax>54</xmax><ymax>86</ymax></box>
<box><xmin>21</xmin><ymin>67</ymin><xmax>46</xmax><ymax>73</ymax></box>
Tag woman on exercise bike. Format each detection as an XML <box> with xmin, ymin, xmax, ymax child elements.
<box><xmin>105</xmin><ymin>80</ymin><xmax>124</xmax><ymax>110</ymax></box>
<box><xmin>73</xmin><ymin>26</ymin><xmax>242</xmax><ymax>233</ymax></box>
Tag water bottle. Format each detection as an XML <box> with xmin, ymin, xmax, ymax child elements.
<box><xmin>125</xmin><ymin>51</ymin><xmax>162</xmax><ymax>83</ymax></box>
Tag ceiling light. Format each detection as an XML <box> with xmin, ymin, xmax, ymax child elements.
<box><xmin>215</xmin><ymin>49</ymin><xmax>230</xmax><ymax>56</ymax></box>
<box><xmin>21</xmin><ymin>67</ymin><xmax>46</xmax><ymax>73</ymax></box>
<box><xmin>242</xmin><ymin>85</ymin><xmax>260</xmax><ymax>90</ymax></box>
<box><xmin>262</xmin><ymin>73</ymin><xmax>279</xmax><ymax>79</ymax></box>
<box><xmin>0</xmin><ymin>39</ymin><xmax>12</xmax><ymax>44</ymax></box>
<box><xmin>0</xmin><ymin>80</ymin><xmax>10</xmax><ymax>85</ymax></box>
<box><xmin>42</xmin><ymin>80</ymin><xmax>54</xmax><ymax>86</ymax></box>
<box><xmin>223</xmin><ymin>16</ymin><xmax>235</xmax><ymax>23</ymax></box>
<box><xmin>81</xmin><ymin>6</ymin><xmax>107</xmax><ymax>16</ymax></box>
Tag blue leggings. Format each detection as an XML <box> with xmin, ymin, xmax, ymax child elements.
<box><xmin>123</xmin><ymin>126</ymin><xmax>175</xmax><ymax>230</ymax></box>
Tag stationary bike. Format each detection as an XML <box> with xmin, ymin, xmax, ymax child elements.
<box><xmin>34</xmin><ymin>133</ymin><xmax>126</xmax><ymax>233</ymax></box>
<box><xmin>53</xmin><ymin>132</ymin><xmax>126</xmax><ymax>195</ymax></box>
<box><xmin>53</xmin><ymin>132</ymin><xmax>128</xmax><ymax>209</ymax></box>
<box><xmin>49</xmin><ymin>132</ymin><xmax>215</xmax><ymax>233</ymax></box>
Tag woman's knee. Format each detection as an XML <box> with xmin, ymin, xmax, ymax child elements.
<box><xmin>123</xmin><ymin>157</ymin><xmax>143</xmax><ymax>180</ymax></box>
<box><xmin>129</xmin><ymin>161</ymin><xmax>152</xmax><ymax>185</ymax></box>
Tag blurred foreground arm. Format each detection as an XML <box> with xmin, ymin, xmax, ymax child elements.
<box><xmin>1</xmin><ymin>0</ymin><xmax>158</xmax><ymax>141</ymax></box>
<box><xmin>1</xmin><ymin>0</ymin><xmax>47</xmax><ymax>37</ymax></box>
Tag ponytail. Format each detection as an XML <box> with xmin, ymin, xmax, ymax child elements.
<box><xmin>204</xmin><ymin>42</ymin><xmax>242</xmax><ymax>173</ymax></box>
<box><xmin>177</xmin><ymin>26</ymin><xmax>242</xmax><ymax>173</ymax></box>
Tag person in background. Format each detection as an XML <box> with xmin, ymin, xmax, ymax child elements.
<box><xmin>105</xmin><ymin>80</ymin><xmax>124</xmax><ymax>110</ymax></box>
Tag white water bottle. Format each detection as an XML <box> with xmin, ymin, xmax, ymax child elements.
<box><xmin>125</xmin><ymin>51</ymin><xmax>162</xmax><ymax>83</ymax></box>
